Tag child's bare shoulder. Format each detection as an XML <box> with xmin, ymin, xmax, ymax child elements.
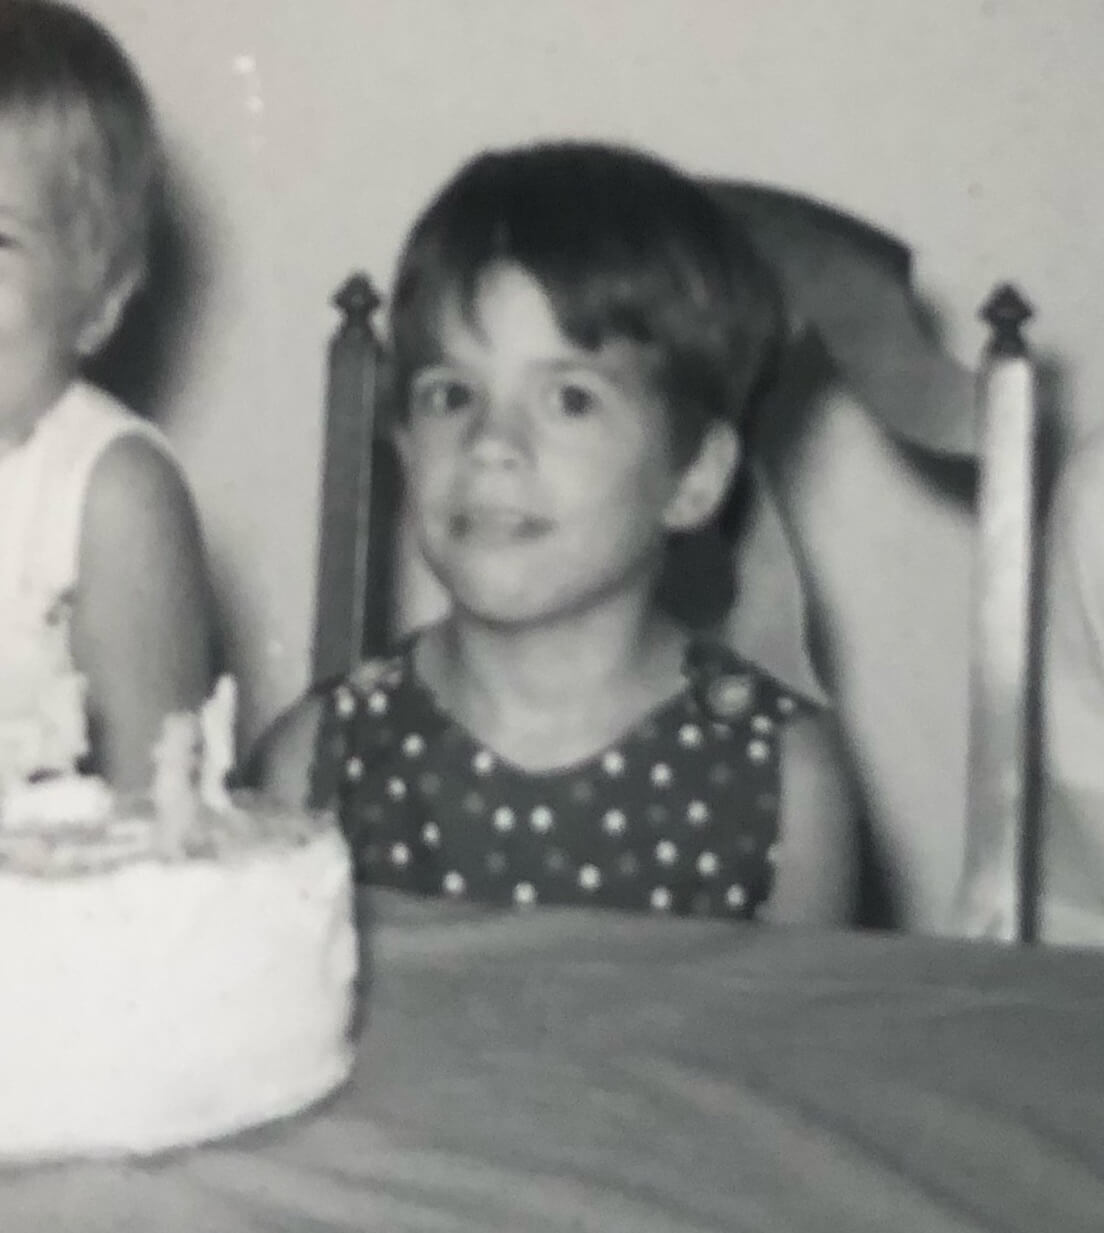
<box><xmin>85</xmin><ymin>431</ymin><xmax>193</xmax><ymax>525</ymax></box>
<box><xmin>80</xmin><ymin>430</ymin><xmax>208</xmax><ymax>605</ymax></box>
<box><xmin>249</xmin><ymin>656</ymin><xmax>400</xmax><ymax>807</ymax></box>
<box><xmin>250</xmin><ymin>691</ymin><xmax>328</xmax><ymax>806</ymax></box>
<box><xmin>767</xmin><ymin>707</ymin><xmax>858</xmax><ymax>926</ymax></box>
<box><xmin>780</xmin><ymin>707</ymin><xmax>854</xmax><ymax>807</ymax></box>
<box><xmin>692</xmin><ymin>641</ymin><xmax>857</xmax><ymax>925</ymax></box>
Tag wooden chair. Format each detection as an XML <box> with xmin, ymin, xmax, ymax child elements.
<box><xmin>309</xmin><ymin>184</ymin><xmax>1041</xmax><ymax>939</ymax></box>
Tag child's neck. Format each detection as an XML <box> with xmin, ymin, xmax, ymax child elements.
<box><xmin>1</xmin><ymin>375</ymin><xmax>72</xmax><ymax>452</ymax></box>
<box><xmin>418</xmin><ymin>600</ymin><xmax>690</xmax><ymax>772</ymax></box>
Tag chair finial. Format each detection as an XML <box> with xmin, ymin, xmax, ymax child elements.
<box><xmin>333</xmin><ymin>272</ymin><xmax>382</xmax><ymax>326</ymax></box>
<box><xmin>981</xmin><ymin>284</ymin><xmax>1033</xmax><ymax>356</ymax></box>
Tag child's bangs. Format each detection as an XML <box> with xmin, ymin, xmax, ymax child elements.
<box><xmin>393</xmin><ymin>188</ymin><xmax>706</xmax><ymax>379</ymax></box>
<box><xmin>449</xmin><ymin>169</ymin><xmax>707</xmax><ymax>355</ymax></box>
<box><xmin>0</xmin><ymin>8</ymin><xmax>158</xmax><ymax>298</ymax></box>
<box><xmin>4</xmin><ymin>100</ymin><xmax>133</xmax><ymax>301</ymax></box>
<box><xmin>390</xmin><ymin>143</ymin><xmax>786</xmax><ymax>447</ymax></box>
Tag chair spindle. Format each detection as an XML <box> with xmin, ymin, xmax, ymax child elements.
<box><xmin>311</xmin><ymin>273</ymin><xmax>383</xmax><ymax>685</ymax></box>
<box><xmin>956</xmin><ymin>283</ymin><xmax>1038</xmax><ymax>941</ymax></box>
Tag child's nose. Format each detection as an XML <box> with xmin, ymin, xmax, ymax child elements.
<box><xmin>464</xmin><ymin>396</ymin><xmax>529</xmax><ymax>465</ymax></box>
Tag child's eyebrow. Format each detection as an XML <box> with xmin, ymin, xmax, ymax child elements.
<box><xmin>542</xmin><ymin>343</ymin><xmax>660</xmax><ymax>383</ymax></box>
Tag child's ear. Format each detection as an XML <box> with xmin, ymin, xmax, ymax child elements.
<box><xmin>74</xmin><ymin>268</ymin><xmax>142</xmax><ymax>359</ymax></box>
<box><xmin>662</xmin><ymin>421</ymin><xmax>740</xmax><ymax>532</ymax></box>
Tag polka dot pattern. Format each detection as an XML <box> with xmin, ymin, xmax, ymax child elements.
<box><xmin>602</xmin><ymin>809</ymin><xmax>627</xmax><ymax>836</ymax></box>
<box><xmin>529</xmin><ymin>805</ymin><xmax>554</xmax><ymax>834</ymax></box>
<box><xmin>578</xmin><ymin>863</ymin><xmax>602</xmax><ymax>891</ymax></box>
<box><xmin>650</xmin><ymin>762</ymin><xmax>673</xmax><ymax>788</ymax></box>
<box><xmin>317</xmin><ymin>640</ymin><xmax>797</xmax><ymax>919</ymax></box>
<box><xmin>401</xmin><ymin>733</ymin><xmax>426</xmax><ymax>758</ymax></box>
<box><xmin>334</xmin><ymin>686</ymin><xmax>357</xmax><ymax>720</ymax></box>
<box><xmin>654</xmin><ymin>839</ymin><xmax>678</xmax><ymax>867</ymax></box>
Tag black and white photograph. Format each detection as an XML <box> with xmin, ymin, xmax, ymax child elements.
<box><xmin>1</xmin><ymin>1</ymin><xmax>1102</xmax><ymax>1228</ymax></box>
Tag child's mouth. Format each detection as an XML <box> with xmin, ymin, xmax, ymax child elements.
<box><xmin>450</xmin><ymin>508</ymin><xmax>550</xmax><ymax>542</ymax></box>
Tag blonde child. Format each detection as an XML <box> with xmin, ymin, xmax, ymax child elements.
<box><xmin>0</xmin><ymin>1</ymin><xmax>214</xmax><ymax>792</ymax></box>
<box><xmin>259</xmin><ymin>142</ymin><xmax>856</xmax><ymax>923</ymax></box>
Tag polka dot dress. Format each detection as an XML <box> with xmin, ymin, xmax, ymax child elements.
<box><xmin>311</xmin><ymin>640</ymin><xmax>804</xmax><ymax>920</ymax></box>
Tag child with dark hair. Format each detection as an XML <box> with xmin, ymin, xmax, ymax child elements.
<box><xmin>0</xmin><ymin>1</ymin><xmax>214</xmax><ymax>793</ymax></box>
<box><xmin>260</xmin><ymin>141</ymin><xmax>856</xmax><ymax>923</ymax></box>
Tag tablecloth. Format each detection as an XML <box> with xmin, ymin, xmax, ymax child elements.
<box><xmin>4</xmin><ymin>892</ymin><xmax>1103</xmax><ymax>1231</ymax></box>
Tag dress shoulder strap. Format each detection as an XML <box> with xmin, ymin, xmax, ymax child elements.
<box><xmin>24</xmin><ymin>382</ymin><xmax>179</xmax><ymax>602</ymax></box>
<box><xmin>683</xmin><ymin>638</ymin><xmax>814</xmax><ymax>727</ymax></box>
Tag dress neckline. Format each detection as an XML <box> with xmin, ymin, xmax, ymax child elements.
<box><xmin>390</xmin><ymin>634</ymin><xmax>748</xmax><ymax>782</ymax></box>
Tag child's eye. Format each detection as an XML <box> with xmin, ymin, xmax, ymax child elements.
<box><xmin>411</xmin><ymin>374</ymin><xmax>475</xmax><ymax>418</ymax></box>
<box><xmin>554</xmin><ymin>382</ymin><xmax>598</xmax><ymax>417</ymax></box>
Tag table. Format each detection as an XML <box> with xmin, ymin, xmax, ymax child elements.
<box><xmin>4</xmin><ymin>893</ymin><xmax>1103</xmax><ymax>1231</ymax></box>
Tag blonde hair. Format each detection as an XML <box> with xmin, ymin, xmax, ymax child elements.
<box><xmin>0</xmin><ymin>1</ymin><xmax>161</xmax><ymax>325</ymax></box>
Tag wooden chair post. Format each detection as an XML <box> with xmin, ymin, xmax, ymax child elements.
<box><xmin>310</xmin><ymin>273</ymin><xmax>383</xmax><ymax>686</ymax></box>
<box><xmin>955</xmin><ymin>284</ymin><xmax>1039</xmax><ymax>942</ymax></box>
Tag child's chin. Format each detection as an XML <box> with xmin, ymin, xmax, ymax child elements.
<box><xmin>438</xmin><ymin>561</ymin><xmax>545</xmax><ymax>617</ymax></box>
<box><xmin>455</xmin><ymin>596</ymin><xmax>554</xmax><ymax>629</ymax></box>
<box><xmin>450</xmin><ymin>581</ymin><xmax>567</xmax><ymax>630</ymax></box>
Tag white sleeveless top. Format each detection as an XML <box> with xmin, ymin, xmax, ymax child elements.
<box><xmin>0</xmin><ymin>381</ymin><xmax>177</xmax><ymax>787</ymax></box>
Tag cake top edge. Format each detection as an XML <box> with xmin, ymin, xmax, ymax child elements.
<box><xmin>0</xmin><ymin>786</ymin><xmax>336</xmax><ymax>878</ymax></box>
<box><xmin>0</xmin><ymin>677</ymin><xmax>331</xmax><ymax>877</ymax></box>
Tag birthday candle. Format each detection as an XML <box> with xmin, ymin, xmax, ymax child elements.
<box><xmin>200</xmin><ymin>676</ymin><xmax>237</xmax><ymax>811</ymax></box>
<box><xmin>152</xmin><ymin>713</ymin><xmax>201</xmax><ymax>858</ymax></box>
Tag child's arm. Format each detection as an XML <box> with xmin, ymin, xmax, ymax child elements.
<box><xmin>245</xmin><ymin>692</ymin><xmax>327</xmax><ymax>808</ymax></box>
<box><xmin>69</xmin><ymin>435</ymin><xmax>215</xmax><ymax>792</ymax></box>
<box><xmin>760</xmin><ymin>710</ymin><xmax>859</xmax><ymax>926</ymax></box>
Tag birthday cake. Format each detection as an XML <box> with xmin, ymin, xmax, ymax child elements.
<box><xmin>0</xmin><ymin>677</ymin><xmax>358</xmax><ymax>1162</ymax></box>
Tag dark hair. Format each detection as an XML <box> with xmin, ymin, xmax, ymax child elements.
<box><xmin>0</xmin><ymin>0</ymin><xmax>160</xmax><ymax>306</ymax></box>
<box><xmin>389</xmin><ymin>141</ymin><xmax>785</xmax><ymax>462</ymax></box>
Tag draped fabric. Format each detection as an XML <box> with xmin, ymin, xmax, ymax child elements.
<box><xmin>5</xmin><ymin>892</ymin><xmax>1103</xmax><ymax>1232</ymax></box>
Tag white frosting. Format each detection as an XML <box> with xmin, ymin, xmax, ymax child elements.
<box><xmin>0</xmin><ymin>665</ymin><xmax>89</xmax><ymax>793</ymax></box>
<box><xmin>1</xmin><ymin>773</ymin><xmax>114</xmax><ymax>829</ymax></box>
<box><xmin>0</xmin><ymin>664</ymin><xmax>358</xmax><ymax>1161</ymax></box>
<box><xmin>0</xmin><ymin>820</ymin><xmax>357</xmax><ymax>1161</ymax></box>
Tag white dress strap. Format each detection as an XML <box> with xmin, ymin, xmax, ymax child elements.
<box><xmin>18</xmin><ymin>381</ymin><xmax>177</xmax><ymax>604</ymax></box>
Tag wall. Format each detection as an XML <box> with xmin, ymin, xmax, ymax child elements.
<box><xmin>79</xmin><ymin>0</ymin><xmax>1104</xmax><ymax>756</ymax></box>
